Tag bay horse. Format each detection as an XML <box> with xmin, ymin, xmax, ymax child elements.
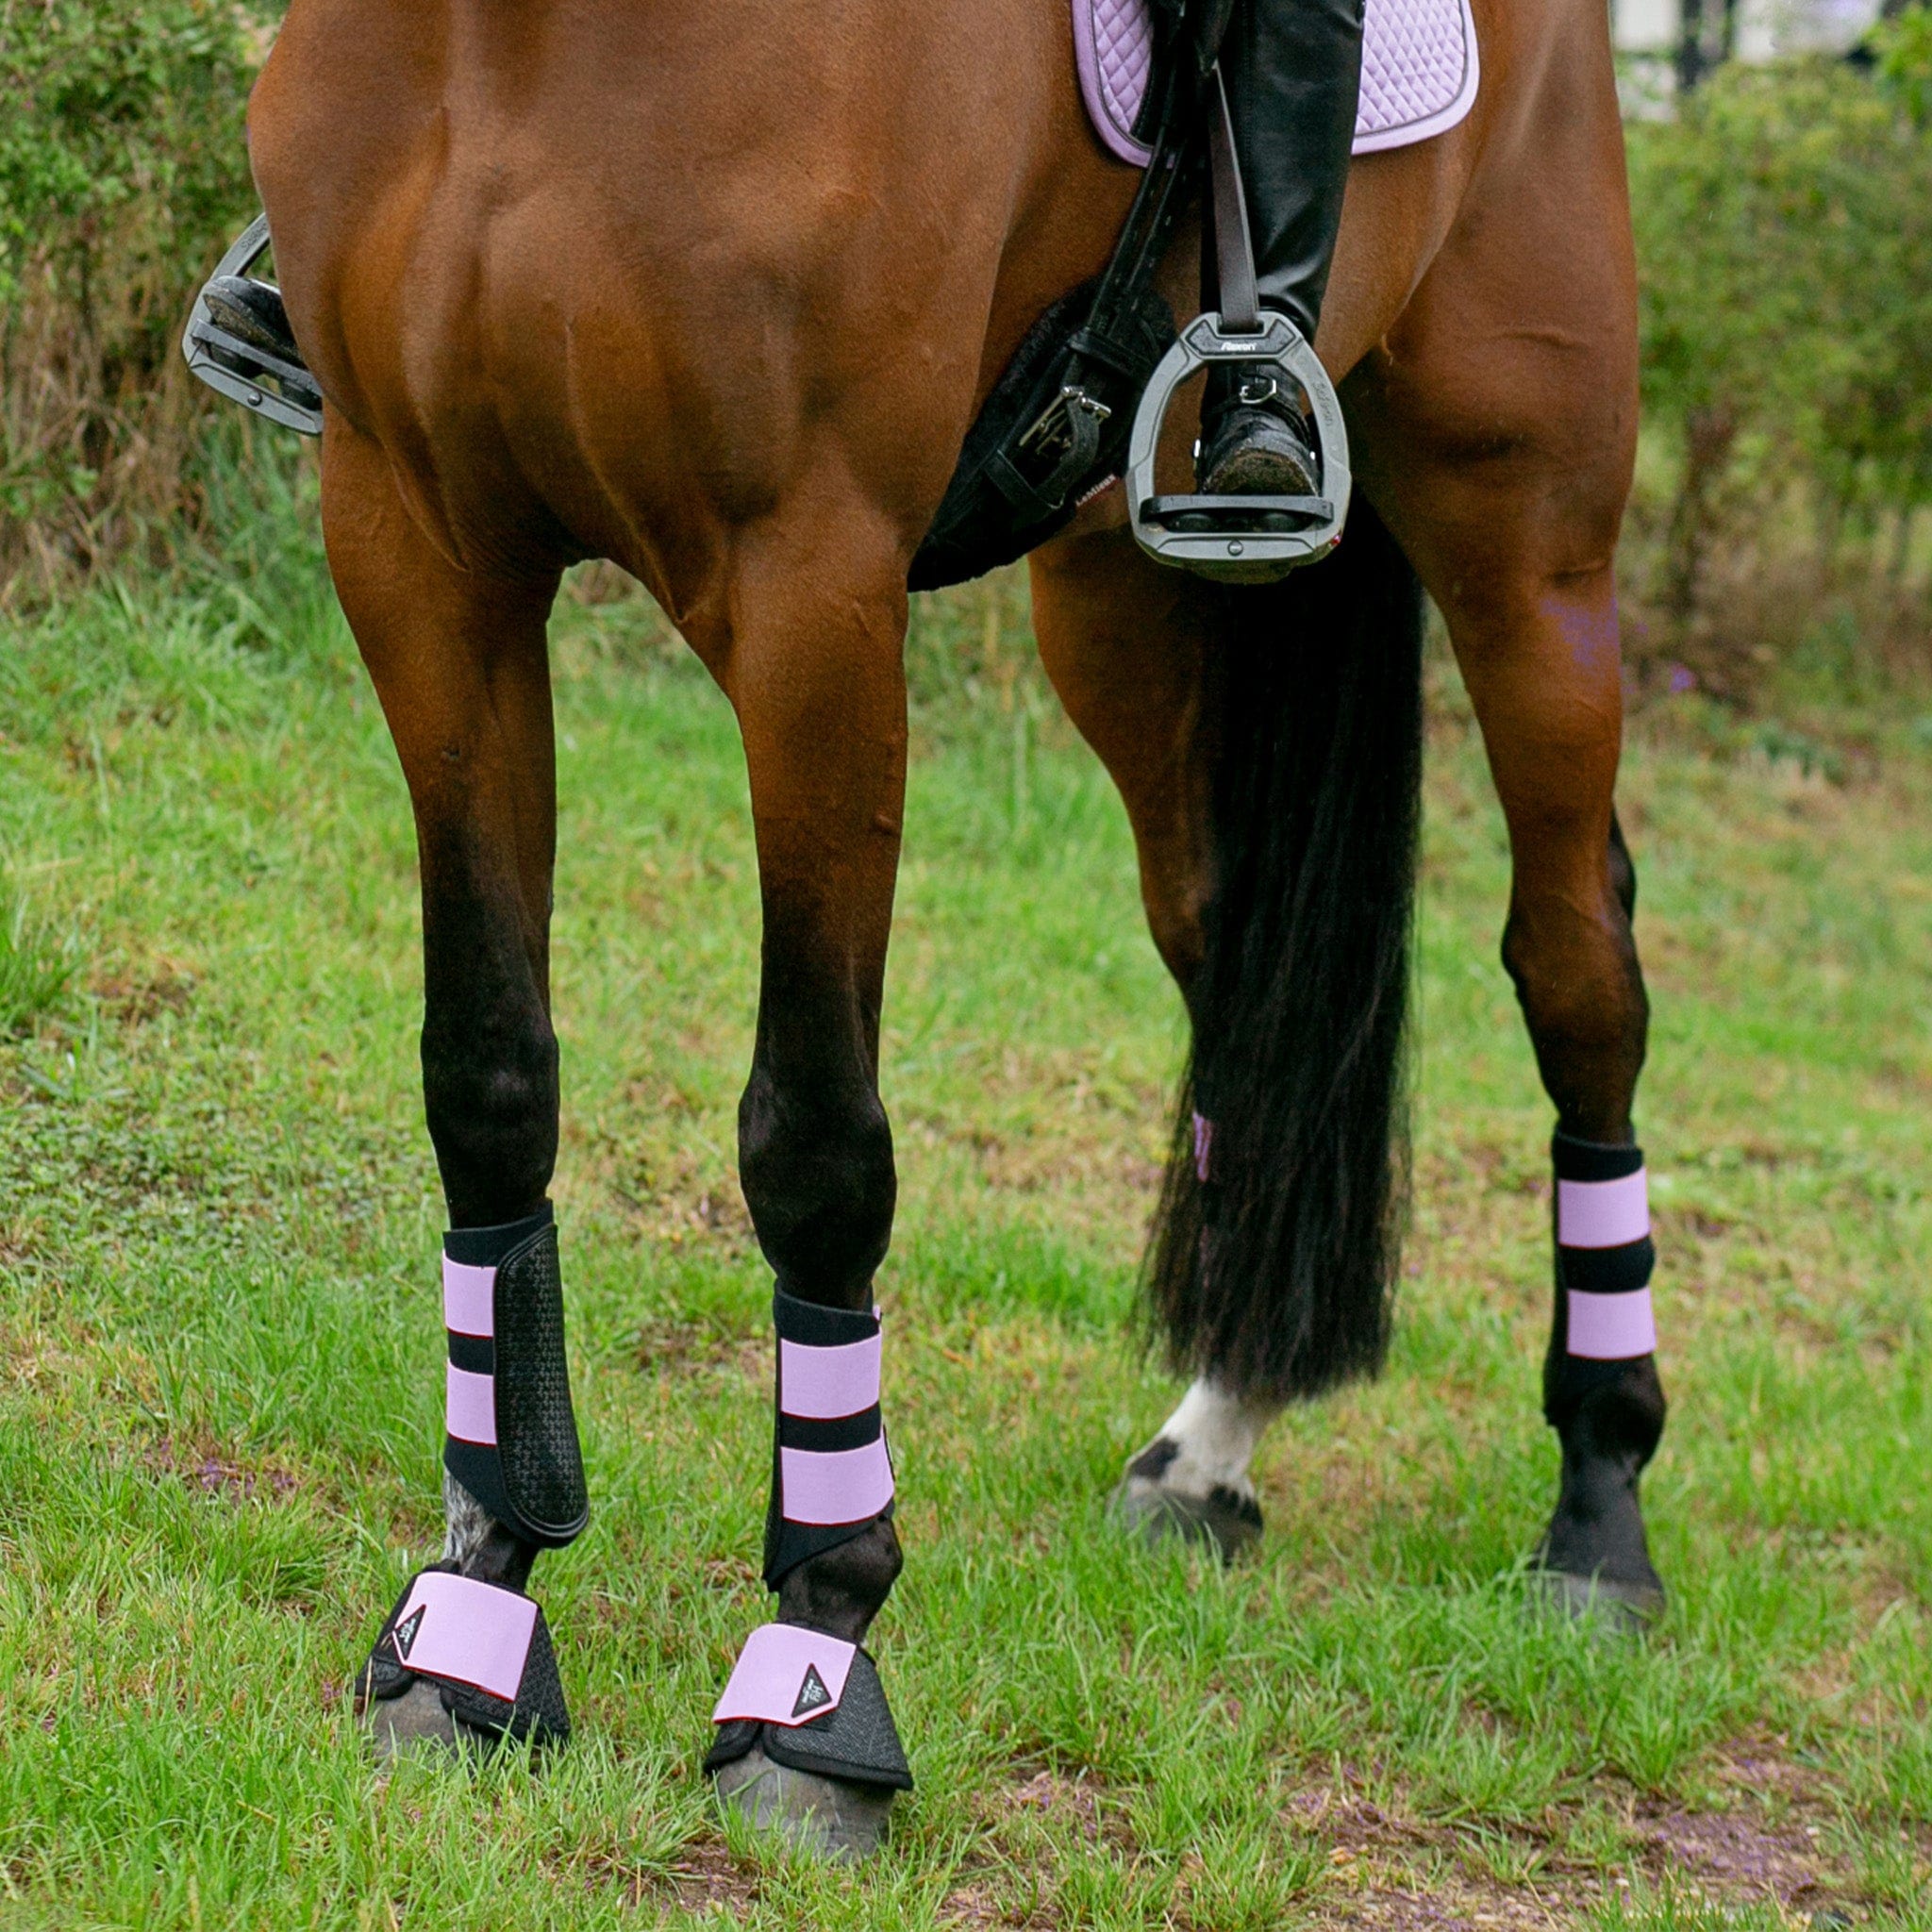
<box><xmin>247</xmin><ymin>0</ymin><xmax>1664</xmax><ymax>1853</ymax></box>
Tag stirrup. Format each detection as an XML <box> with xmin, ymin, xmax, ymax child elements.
<box><xmin>181</xmin><ymin>214</ymin><xmax>324</xmax><ymax>437</ymax></box>
<box><xmin>1127</xmin><ymin>310</ymin><xmax>1350</xmax><ymax>584</ymax></box>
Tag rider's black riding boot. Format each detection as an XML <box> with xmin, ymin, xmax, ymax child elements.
<box><xmin>205</xmin><ymin>275</ymin><xmax>301</xmax><ymax>364</ymax></box>
<box><xmin>1198</xmin><ymin>0</ymin><xmax>1365</xmax><ymax>496</ymax></box>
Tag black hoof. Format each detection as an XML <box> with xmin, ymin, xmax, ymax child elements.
<box><xmin>1532</xmin><ymin>1565</ymin><xmax>1664</xmax><ymax>1636</ymax></box>
<box><xmin>713</xmin><ymin>1744</ymin><xmax>896</xmax><ymax>1860</ymax></box>
<box><xmin>357</xmin><ymin>1676</ymin><xmax>499</xmax><ymax>1765</ymax></box>
<box><xmin>1539</xmin><ymin>1361</ymin><xmax>1667</xmax><ymax>1636</ymax></box>
<box><xmin>1108</xmin><ymin>1474</ymin><xmax>1263</xmax><ymax>1563</ymax></box>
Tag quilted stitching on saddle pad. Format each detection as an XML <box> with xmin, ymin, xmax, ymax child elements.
<box><xmin>1074</xmin><ymin>0</ymin><xmax>1479</xmax><ymax>167</ymax></box>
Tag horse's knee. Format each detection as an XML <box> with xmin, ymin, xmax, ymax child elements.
<box><xmin>422</xmin><ymin>1003</ymin><xmax>559</xmax><ymax>1221</ymax></box>
<box><xmin>738</xmin><ymin>1068</ymin><xmax>896</xmax><ymax>1306</ymax></box>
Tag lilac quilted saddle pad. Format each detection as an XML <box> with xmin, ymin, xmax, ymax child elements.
<box><xmin>1074</xmin><ymin>0</ymin><xmax>1479</xmax><ymax>167</ymax></box>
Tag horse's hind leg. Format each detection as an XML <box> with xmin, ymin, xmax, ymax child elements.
<box><xmin>321</xmin><ymin>423</ymin><xmax>587</xmax><ymax>1752</ymax></box>
<box><xmin>1028</xmin><ymin>538</ymin><xmax>1279</xmax><ymax>1562</ymax></box>
<box><xmin>697</xmin><ymin>502</ymin><xmax>912</xmax><ymax>1857</ymax></box>
<box><xmin>1352</xmin><ymin>136</ymin><xmax>1667</xmax><ymax>1621</ymax></box>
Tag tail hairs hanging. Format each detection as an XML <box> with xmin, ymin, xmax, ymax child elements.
<box><xmin>1143</xmin><ymin>497</ymin><xmax>1424</xmax><ymax>1403</ymax></box>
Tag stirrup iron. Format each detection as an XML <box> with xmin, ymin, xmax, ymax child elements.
<box><xmin>181</xmin><ymin>213</ymin><xmax>324</xmax><ymax>436</ymax></box>
<box><xmin>1127</xmin><ymin>62</ymin><xmax>1351</xmax><ymax>584</ymax></box>
<box><xmin>1127</xmin><ymin>308</ymin><xmax>1349</xmax><ymax>583</ymax></box>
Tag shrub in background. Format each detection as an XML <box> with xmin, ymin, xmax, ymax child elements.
<box><xmin>6</xmin><ymin>3</ymin><xmax>1932</xmax><ymax>717</ymax></box>
<box><xmin>1625</xmin><ymin>23</ymin><xmax>1932</xmax><ymax>694</ymax></box>
<box><xmin>0</xmin><ymin>1</ymin><xmax>275</xmax><ymax>600</ymax></box>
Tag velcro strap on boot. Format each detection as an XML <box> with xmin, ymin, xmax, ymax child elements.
<box><xmin>705</xmin><ymin>1623</ymin><xmax>912</xmax><ymax>1790</ymax></box>
<box><xmin>763</xmin><ymin>1291</ymin><xmax>894</xmax><ymax>1588</ymax></box>
<box><xmin>441</xmin><ymin>1205</ymin><xmax>589</xmax><ymax>1547</ymax></box>
<box><xmin>357</xmin><ymin>1567</ymin><xmax>571</xmax><ymax>1749</ymax></box>
<box><xmin>1554</xmin><ymin>1134</ymin><xmax>1656</xmax><ymax>1362</ymax></box>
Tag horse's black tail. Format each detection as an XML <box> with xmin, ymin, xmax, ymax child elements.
<box><xmin>1144</xmin><ymin>496</ymin><xmax>1424</xmax><ymax>1403</ymax></box>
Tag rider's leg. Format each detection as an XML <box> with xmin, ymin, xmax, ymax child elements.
<box><xmin>1199</xmin><ymin>0</ymin><xmax>1365</xmax><ymax>495</ymax></box>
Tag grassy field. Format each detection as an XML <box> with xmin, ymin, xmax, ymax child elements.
<box><xmin>5</xmin><ymin>525</ymin><xmax>1932</xmax><ymax>1930</ymax></box>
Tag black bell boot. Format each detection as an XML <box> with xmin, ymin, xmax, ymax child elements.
<box><xmin>1195</xmin><ymin>0</ymin><xmax>1366</xmax><ymax>495</ymax></box>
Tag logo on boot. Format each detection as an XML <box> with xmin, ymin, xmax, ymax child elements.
<box><xmin>391</xmin><ymin>1606</ymin><xmax>425</xmax><ymax>1662</ymax></box>
<box><xmin>791</xmin><ymin>1663</ymin><xmax>832</xmax><ymax>1721</ymax></box>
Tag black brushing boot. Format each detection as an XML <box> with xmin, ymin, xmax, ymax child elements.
<box><xmin>1197</xmin><ymin>0</ymin><xmax>1365</xmax><ymax>497</ymax></box>
<box><xmin>1536</xmin><ymin>1133</ymin><xmax>1669</xmax><ymax>1630</ymax></box>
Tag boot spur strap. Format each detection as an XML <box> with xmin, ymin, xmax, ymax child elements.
<box><xmin>706</xmin><ymin>1623</ymin><xmax>912</xmax><ymax>1790</ymax></box>
<box><xmin>357</xmin><ymin>1568</ymin><xmax>571</xmax><ymax>1748</ymax></box>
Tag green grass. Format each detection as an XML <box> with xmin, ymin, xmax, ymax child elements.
<box><xmin>4</xmin><ymin>541</ymin><xmax>1932</xmax><ymax>1929</ymax></box>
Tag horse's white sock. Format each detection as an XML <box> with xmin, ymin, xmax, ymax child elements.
<box><xmin>1132</xmin><ymin>1375</ymin><xmax>1281</xmax><ymax>1504</ymax></box>
<box><xmin>441</xmin><ymin>1469</ymin><xmax>500</xmax><ymax>1572</ymax></box>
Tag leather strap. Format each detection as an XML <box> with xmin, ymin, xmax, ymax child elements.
<box><xmin>1074</xmin><ymin>55</ymin><xmax>1198</xmax><ymax>364</ymax></box>
<box><xmin>1206</xmin><ymin>63</ymin><xmax>1261</xmax><ymax>335</ymax></box>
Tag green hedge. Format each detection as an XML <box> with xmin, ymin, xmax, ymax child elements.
<box><xmin>1625</xmin><ymin>21</ymin><xmax>1932</xmax><ymax>660</ymax></box>
<box><xmin>0</xmin><ymin>2</ymin><xmax>266</xmax><ymax>592</ymax></box>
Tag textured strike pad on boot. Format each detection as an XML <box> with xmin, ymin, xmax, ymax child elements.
<box><xmin>707</xmin><ymin>1648</ymin><xmax>911</xmax><ymax>1791</ymax></box>
<box><xmin>1108</xmin><ymin>1473</ymin><xmax>1264</xmax><ymax>1563</ymax></box>
<box><xmin>357</xmin><ymin>1568</ymin><xmax>571</xmax><ymax>1753</ymax></box>
<box><xmin>442</xmin><ymin>1209</ymin><xmax>589</xmax><ymax>1549</ymax></box>
<box><xmin>712</xmin><ymin>1744</ymin><xmax>896</xmax><ymax>1861</ymax></box>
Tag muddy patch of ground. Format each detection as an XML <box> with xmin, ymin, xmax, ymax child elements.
<box><xmin>147</xmin><ymin>1433</ymin><xmax>299</xmax><ymax>1504</ymax></box>
<box><xmin>940</xmin><ymin>1753</ymin><xmax>1868</xmax><ymax>1929</ymax></box>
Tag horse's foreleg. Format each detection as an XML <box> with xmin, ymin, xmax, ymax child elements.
<box><xmin>321</xmin><ymin>422</ymin><xmax>587</xmax><ymax>1751</ymax></box>
<box><xmin>699</xmin><ymin>508</ymin><xmax>913</xmax><ymax>1854</ymax></box>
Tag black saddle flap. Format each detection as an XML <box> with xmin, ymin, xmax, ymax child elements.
<box><xmin>908</xmin><ymin>275</ymin><xmax>1176</xmax><ymax>593</ymax></box>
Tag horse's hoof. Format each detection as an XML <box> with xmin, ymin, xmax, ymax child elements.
<box><xmin>714</xmin><ymin>1742</ymin><xmax>896</xmax><ymax>1861</ymax></box>
<box><xmin>1533</xmin><ymin>1567</ymin><xmax>1665</xmax><ymax>1636</ymax></box>
<box><xmin>358</xmin><ymin>1678</ymin><xmax>489</xmax><ymax>1764</ymax></box>
<box><xmin>1108</xmin><ymin>1474</ymin><xmax>1263</xmax><ymax>1563</ymax></box>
